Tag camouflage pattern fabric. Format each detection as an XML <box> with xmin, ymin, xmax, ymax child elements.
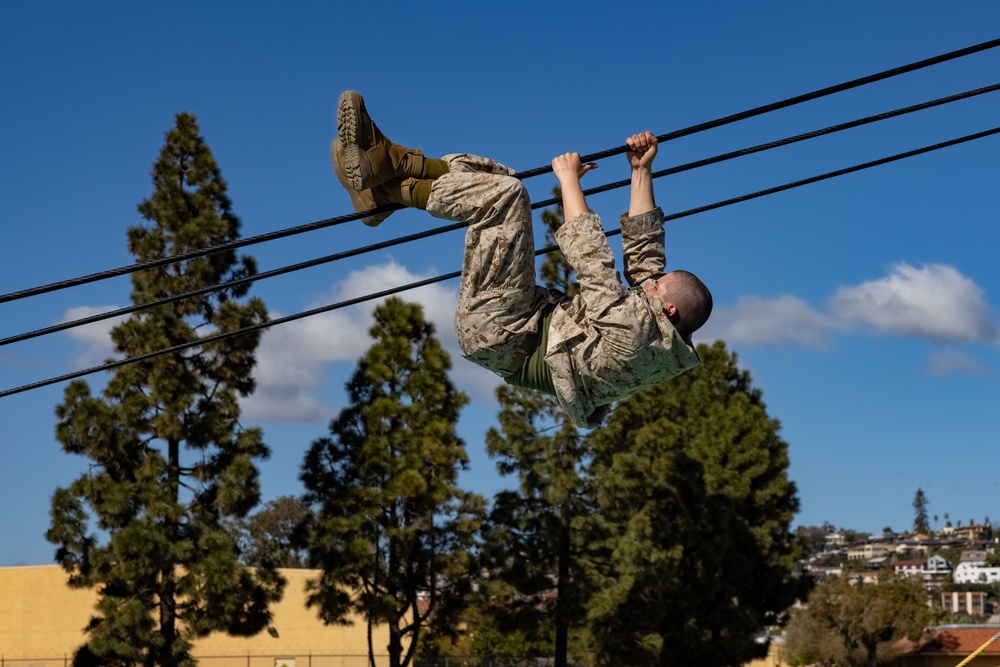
<box><xmin>426</xmin><ymin>154</ymin><xmax>700</xmax><ymax>429</ymax></box>
<box><xmin>547</xmin><ymin>209</ymin><xmax>701</xmax><ymax>428</ymax></box>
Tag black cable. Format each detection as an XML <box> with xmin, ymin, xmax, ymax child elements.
<box><xmin>2</xmin><ymin>37</ymin><xmax>998</xmax><ymax>306</ymax></box>
<box><xmin>0</xmin><ymin>220</ymin><xmax>465</xmax><ymax>347</ymax></box>
<box><xmin>530</xmin><ymin>81</ymin><xmax>1000</xmax><ymax>209</ymax></box>
<box><xmin>511</xmin><ymin>37</ymin><xmax>1000</xmax><ymax>180</ymax></box>
<box><xmin>4</xmin><ymin>124</ymin><xmax>997</xmax><ymax>399</ymax></box>
<box><xmin>6</xmin><ymin>82</ymin><xmax>998</xmax><ymax>348</ymax></box>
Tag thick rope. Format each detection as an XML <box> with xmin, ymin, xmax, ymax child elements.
<box><xmin>4</xmin><ymin>124</ymin><xmax>997</xmax><ymax>399</ymax></box>
<box><xmin>2</xmin><ymin>37</ymin><xmax>998</xmax><ymax>306</ymax></box>
<box><xmin>4</xmin><ymin>82</ymin><xmax>998</xmax><ymax>349</ymax></box>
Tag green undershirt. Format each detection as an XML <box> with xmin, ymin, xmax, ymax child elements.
<box><xmin>505</xmin><ymin>305</ymin><xmax>557</xmax><ymax>397</ymax></box>
<box><xmin>507</xmin><ymin>287</ymin><xmax>651</xmax><ymax>397</ymax></box>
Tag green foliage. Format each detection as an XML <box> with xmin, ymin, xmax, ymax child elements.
<box><xmin>224</xmin><ymin>495</ymin><xmax>312</xmax><ymax>568</ymax></box>
<box><xmin>783</xmin><ymin>605</ymin><xmax>848</xmax><ymax>667</ymax></box>
<box><xmin>479</xmin><ymin>384</ymin><xmax>592</xmax><ymax>666</ymax></box>
<box><xmin>46</xmin><ymin>113</ymin><xmax>281</xmax><ymax>667</ymax></box>
<box><xmin>465</xmin><ymin>600</ymin><xmax>559</xmax><ymax>665</ymax></box>
<box><xmin>783</xmin><ymin>576</ymin><xmax>931</xmax><ymax>667</ymax></box>
<box><xmin>300</xmin><ymin>298</ymin><xmax>484</xmax><ymax>667</ymax></box>
<box><xmin>583</xmin><ymin>341</ymin><xmax>807</xmax><ymax>667</ymax></box>
<box><xmin>912</xmin><ymin>488</ymin><xmax>930</xmax><ymax>534</ymax></box>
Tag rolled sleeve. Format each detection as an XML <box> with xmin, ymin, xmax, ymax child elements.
<box><xmin>620</xmin><ymin>206</ymin><xmax>666</xmax><ymax>287</ymax></box>
<box><xmin>554</xmin><ymin>212</ymin><xmax>629</xmax><ymax>320</ymax></box>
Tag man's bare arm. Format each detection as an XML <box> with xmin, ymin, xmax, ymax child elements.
<box><xmin>552</xmin><ymin>152</ymin><xmax>597</xmax><ymax>221</ymax></box>
<box><xmin>626</xmin><ymin>131</ymin><xmax>658</xmax><ymax>217</ymax></box>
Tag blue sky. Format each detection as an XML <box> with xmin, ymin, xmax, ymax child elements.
<box><xmin>2</xmin><ymin>2</ymin><xmax>999</xmax><ymax>566</ymax></box>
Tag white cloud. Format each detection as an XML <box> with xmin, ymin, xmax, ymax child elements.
<box><xmin>55</xmin><ymin>263</ymin><xmax>503</xmax><ymax>425</ymax></box>
<box><xmin>829</xmin><ymin>263</ymin><xmax>996</xmax><ymax>343</ymax></box>
<box><xmin>242</xmin><ymin>260</ymin><xmax>502</xmax><ymax>423</ymax></box>
<box><xmin>67</xmin><ymin>261</ymin><xmax>992</xmax><ymax>423</ymax></box>
<box><xmin>701</xmin><ymin>263</ymin><xmax>997</xmax><ymax>354</ymax></box>
<box><xmin>700</xmin><ymin>294</ymin><xmax>838</xmax><ymax>349</ymax></box>
<box><xmin>330</xmin><ymin>260</ymin><xmax>503</xmax><ymax>402</ymax></box>
<box><xmin>60</xmin><ymin>305</ymin><xmax>126</xmax><ymax>366</ymax></box>
<box><xmin>925</xmin><ymin>348</ymin><xmax>992</xmax><ymax>377</ymax></box>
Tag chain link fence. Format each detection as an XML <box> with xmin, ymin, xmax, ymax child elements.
<box><xmin>0</xmin><ymin>657</ymin><xmax>578</xmax><ymax>667</ymax></box>
<box><xmin>0</xmin><ymin>656</ymin><xmax>387</xmax><ymax>667</ymax></box>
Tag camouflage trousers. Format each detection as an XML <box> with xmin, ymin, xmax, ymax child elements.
<box><xmin>426</xmin><ymin>154</ymin><xmax>553</xmax><ymax>377</ymax></box>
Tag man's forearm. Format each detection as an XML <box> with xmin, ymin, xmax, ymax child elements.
<box><xmin>628</xmin><ymin>166</ymin><xmax>655</xmax><ymax>217</ymax></box>
<box><xmin>552</xmin><ymin>151</ymin><xmax>596</xmax><ymax>221</ymax></box>
<box><xmin>560</xmin><ymin>178</ymin><xmax>590</xmax><ymax>222</ymax></box>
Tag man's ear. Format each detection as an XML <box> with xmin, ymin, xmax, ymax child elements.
<box><xmin>663</xmin><ymin>302</ymin><xmax>678</xmax><ymax>319</ymax></box>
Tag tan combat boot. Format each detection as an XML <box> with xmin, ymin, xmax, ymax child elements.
<box><xmin>331</xmin><ymin>138</ymin><xmax>424</xmax><ymax>227</ymax></box>
<box><xmin>337</xmin><ymin>90</ymin><xmax>425</xmax><ymax>191</ymax></box>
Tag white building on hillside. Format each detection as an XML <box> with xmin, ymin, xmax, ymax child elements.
<box><xmin>953</xmin><ymin>551</ymin><xmax>1000</xmax><ymax>584</ymax></box>
<box><xmin>926</xmin><ymin>554</ymin><xmax>953</xmax><ymax>578</ymax></box>
<box><xmin>895</xmin><ymin>554</ymin><xmax>951</xmax><ymax>582</ymax></box>
<box><xmin>954</xmin><ymin>561</ymin><xmax>1000</xmax><ymax>584</ymax></box>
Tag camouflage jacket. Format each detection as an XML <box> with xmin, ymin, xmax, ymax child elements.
<box><xmin>544</xmin><ymin>207</ymin><xmax>701</xmax><ymax>428</ymax></box>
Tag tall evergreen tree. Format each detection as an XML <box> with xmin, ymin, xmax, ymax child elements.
<box><xmin>912</xmin><ymin>488</ymin><xmax>930</xmax><ymax>534</ymax></box>
<box><xmin>47</xmin><ymin>113</ymin><xmax>280</xmax><ymax>667</ymax></box>
<box><xmin>584</xmin><ymin>341</ymin><xmax>807</xmax><ymax>667</ymax></box>
<box><xmin>478</xmin><ymin>194</ymin><xmax>591</xmax><ymax>667</ymax></box>
<box><xmin>300</xmin><ymin>297</ymin><xmax>484</xmax><ymax>667</ymax></box>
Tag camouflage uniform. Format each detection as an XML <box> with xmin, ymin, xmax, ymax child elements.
<box><xmin>427</xmin><ymin>154</ymin><xmax>700</xmax><ymax>429</ymax></box>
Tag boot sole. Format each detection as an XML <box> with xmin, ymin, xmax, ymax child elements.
<box><xmin>337</xmin><ymin>91</ymin><xmax>371</xmax><ymax>191</ymax></box>
<box><xmin>331</xmin><ymin>138</ymin><xmax>390</xmax><ymax>227</ymax></box>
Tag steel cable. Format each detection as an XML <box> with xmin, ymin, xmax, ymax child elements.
<box><xmin>2</xmin><ymin>37</ymin><xmax>998</xmax><ymax>306</ymax></box>
<box><xmin>5</xmin><ymin>81</ymin><xmax>998</xmax><ymax>349</ymax></box>
<box><xmin>4</xmin><ymin>124</ymin><xmax>997</xmax><ymax>399</ymax></box>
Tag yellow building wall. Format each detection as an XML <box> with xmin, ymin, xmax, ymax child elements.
<box><xmin>742</xmin><ymin>643</ymin><xmax>789</xmax><ymax>667</ymax></box>
<box><xmin>0</xmin><ymin>565</ymin><xmax>389</xmax><ymax>667</ymax></box>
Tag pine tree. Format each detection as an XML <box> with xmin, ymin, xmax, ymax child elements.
<box><xmin>478</xmin><ymin>193</ymin><xmax>591</xmax><ymax>667</ymax></box>
<box><xmin>300</xmin><ymin>297</ymin><xmax>484</xmax><ymax>667</ymax></box>
<box><xmin>912</xmin><ymin>488</ymin><xmax>930</xmax><ymax>534</ymax></box>
<box><xmin>46</xmin><ymin>113</ymin><xmax>280</xmax><ymax>667</ymax></box>
<box><xmin>584</xmin><ymin>341</ymin><xmax>807</xmax><ymax>667</ymax></box>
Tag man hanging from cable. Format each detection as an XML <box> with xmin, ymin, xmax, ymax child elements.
<box><xmin>330</xmin><ymin>91</ymin><xmax>712</xmax><ymax>429</ymax></box>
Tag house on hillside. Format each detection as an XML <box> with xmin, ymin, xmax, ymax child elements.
<box><xmin>940</xmin><ymin>524</ymin><xmax>992</xmax><ymax>543</ymax></box>
<box><xmin>942</xmin><ymin>591</ymin><xmax>990</xmax><ymax>617</ymax></box>
<box><xmin>953</xmin><ymin>550</ymin><xmax>1000</xmax><ymax>584</ymax></box>
<box><xmin>896</xmin><ymin>558</ymin><xmax>926</xmax><ymax>578</ymax></box>
<box><xmin>925</xmin><ymin>554</ymin><xmax>952</xmax><ymax>581</ymax></box>
<box><xmin>848</xmin><ymin>542</ymin><xmax>892</xmax><ymax>561</ymax></box>
<box><xmin>803</xmin><ymin>563</ymin><xmax>842</xmax><ymax>581</ymax></box>
<box><xmin>847</xmin><ymin>570</ymin><xmax>881</xmax><ymax>585</ymax></box>
<box><xmin>824</xmin><ymin>532</ymin><xmax>848</xmax><ymax>550</ymax></box>
<box><xmin>894</xmin><ymin>555</ymin><xmax>951</xmax><ymax>584</ymax></box>
<box><xmin>868</xmin><ymin>556</ymin><xmax>889</xmax><ymax>570</ymax></box>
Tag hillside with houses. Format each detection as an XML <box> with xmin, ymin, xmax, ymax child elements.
<box><xmin>799</xmin><ymin>521</ymin><xmax>1000</xmax><ymax>619</ymax></box>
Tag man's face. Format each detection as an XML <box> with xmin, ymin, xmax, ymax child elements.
<box><xmin>642</xmin><ymin>273</ymin><xmax>679</xmax><ymax>318</ymax></box>
<box><xmin>642</xmin><ymin>272</ymin><xmax>676</xmax><ymax>302</ymax></box>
